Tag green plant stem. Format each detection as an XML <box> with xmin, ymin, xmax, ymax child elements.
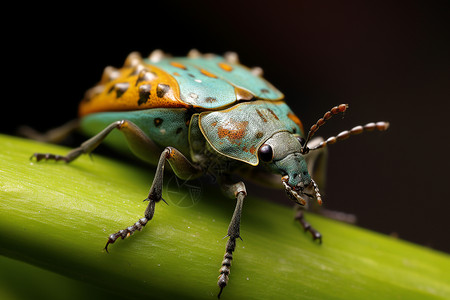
<box><xmin>1</xmin><ymin>134</ymin><xmax>449</xmax><ymax>299</ymax></box>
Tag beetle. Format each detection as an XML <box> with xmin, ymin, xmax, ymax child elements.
<box><xmin>29</xmin><ymin>49</ymin><xmax>389</xmax><ymax>297</ymax></box>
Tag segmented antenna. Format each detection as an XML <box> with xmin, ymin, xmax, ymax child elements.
<box><xmin>308</xmin><ymin>121</ymin><xmax>390</xmax><ymax>151</ymax></box>
<box><xmin>301</xmin><ymin>104</ymin><xmax>348</xmax><ymax>154</ymax></box>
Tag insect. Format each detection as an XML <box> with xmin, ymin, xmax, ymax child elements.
<box><xmin>30</xmin><ymin>50</ymin><xmax>389</xmax><ymax>297</ymax></box>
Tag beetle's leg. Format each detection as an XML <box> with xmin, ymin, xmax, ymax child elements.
<box><xmin>293</xmin><ymin>138</ymin><xmax>323</xmax><ymax>242</ymax></box>
<box><xmin>217</xmin><ymin>180</ymin><xmax>246</xmax><ymax>298</ymax></box>
<box><xmin>28</xmin><ymin>120</ymin><xmax>204</xmax><ymax>250</ymax></box>
<box><xmin>237</xmin><ymin>173</ymin><xmax>323</xmax><ymax>243</ymax></box>
<box><xmin>292</xmin><ymin>137</ymin><xmax>335</xmax><ymax>242</ymax></box>
<box><xmin>31</xmin><ymin>121</ymin><xmax>126</xmax><ymax>163</ymax></box>
<box><xmin>104</xmin><ymin>146</ymin><xmax>203</xmax><ymax>252</ymax></box>
<box><xmin>18</xmin><ymin>119</ymin><xmax>80</xmax><ymax>144</ymax></box>
<box><xmin>303</xmin><ymin>137</ymin><xmax>327</xmax><ymax>196</ymax></box>
<box><xmin>31</xmin><ymin>120</ymin><xmax>163</xmax><ymax>164</ymax></box>
<box><xmin>303</xmin><ymin>137</ymin><xmax>358</xmax><ymax>224</ymax></box>
<box><xmin>294</xmin><ymin>208</ymin><xmax>322</xmax><ymax>243</ymax></box>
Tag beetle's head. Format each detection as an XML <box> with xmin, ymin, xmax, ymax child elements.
<box><xmin>259</xmin><ymin>131</ymin><xmax>321</xmax><ymax>206</ymax></box>
<box><xmin>256</xmin><ymin>103</ymin><xmax>390</xmax><ymax>206</ymax></box>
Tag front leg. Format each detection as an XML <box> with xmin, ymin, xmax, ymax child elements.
<box><xmin>104</xmin><ymin>146</ymin><xmax>203</xmax><ymax>252</ymax></box>
<box><xmin>217</xmin><ymin>181</ymin><xmax>246</xmax><ymax>298</ymax></box>
<box><xmin>294</xmin><ymin>207</ymin><xmax>322</xmax><ymax>243</ymax></box>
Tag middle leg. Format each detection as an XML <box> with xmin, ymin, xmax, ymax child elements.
<box><xmin>104</xmin><ymin>146</ymin><xmax>203</xmax><ymax>252</ymax></box>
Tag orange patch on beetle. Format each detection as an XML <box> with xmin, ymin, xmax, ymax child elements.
<box><xmin>287</xmin><ymin>112</ymin><xmax>304</xmax><ymax>133</ymax></box>
<box><xmin>170</xmin><ymin>61</ymin><xmax>187</xmax><ymax>70</ymax></box>
<box><xmin>249</xmin><ymin>145</ymin><xmax>256</xmax><ymax>155</ymax></box>
<box><xmin>200</xmin><ymin>69</ymin><xmax>218</xmax><ymax>78</ymax></box>
<box><xmin>218</xmin><ymin>62</ymin><xmax>233</xmax><ymax>72</ymax></box>
<box><xmin>217</xmin><ymin>118</ymin><xmax>248</xmax><ymax>144</ymax></box>
<box><xmin>168</xmin><ymin>148</ymin><xmax>176</xmax><ymax>158</ymax></box>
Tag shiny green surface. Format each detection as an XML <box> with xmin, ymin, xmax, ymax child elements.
<box><xmin>1</xmin><ymin>134</ymin><xmax>450</xmax><ymax>299</ymax></box>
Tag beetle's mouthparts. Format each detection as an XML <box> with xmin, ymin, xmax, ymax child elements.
<box><xmin>281</xmin><ymin>176</ymin><xmax>322</xmax><ymax>206</ymax></box>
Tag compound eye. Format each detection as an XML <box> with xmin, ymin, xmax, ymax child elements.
<box><xmin>258</xmin><ymin>144</ymin><xmax>273</xmax><ymax>162</ymax></box>
<box><xmin>296</xmin><ymin>136</ymin><xmax>306</xmax><ymax>146</ymax></box>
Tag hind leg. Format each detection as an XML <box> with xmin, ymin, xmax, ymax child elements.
<box><xmin>31</xmin><ymin>120</ymin><xmax>163</xmax><ymax>164</ymax></box>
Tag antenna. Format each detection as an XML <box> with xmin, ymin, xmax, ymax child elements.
<box><xmin>301</xmin><ymin>104</ymin><xmax>348</xmax><ymax>154</ymax></box>
<box><xmin>307</xmin><ymin>121</ymin><xmax>390</xmax><ymax>151</ymax></box>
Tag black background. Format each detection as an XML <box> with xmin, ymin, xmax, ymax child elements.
<box><xmin>4</xmin><ymin>1</ymin><xmax>450</xmax><ymax>253</ymax></box>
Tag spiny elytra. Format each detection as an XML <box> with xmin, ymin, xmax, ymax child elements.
<box><xmin>29</xmin><ymin>49</ymin><xmax>389</xmax><ymax>298</ymax></box>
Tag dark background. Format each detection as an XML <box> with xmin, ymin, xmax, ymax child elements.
<box><xmin>4</xmin><ymin>1</ymin><xmax>450</xmax><ymax>253</ymax></box>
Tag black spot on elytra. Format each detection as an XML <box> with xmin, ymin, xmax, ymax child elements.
<box><xmin>107</xmin><ymin>85</ymin><xmax>115</xmax><ymax>94</ymax></box>
<box><xmin>176</xmin><ymin>127</ymin><xmax>183</xmax><ymax>134</ymax></box>
<box><xmin>205</xmin><ymin>97</ymin><xmax>216</xmax><ymax>103</ymax></box>
<box><xmin>138</xmin><ymin>84</ymin><xmax>151</xmax><ymax>105</ymax></box>
<box><xmin>157</xmin><ymin>84</ymin><xmax>170</xmax><ymax>98</ymax></box>
<box><xmin>154</xmin><ymin>118</ymin><xmax>163</xmax><ymax>127</ymax></box>
<box><xmin>261</xmin><ymin>88</ymin><xmax>270</xmax><ymax>94</ymax></box>
<box><xmin>256</xmin><ymin>132</ymin><xmax>263</xmax><ymax>139</ymax></box>
<box><xmin>114</xmin><ymin>82</ymin><xmax>129</xmax><ymax>98</ymax></box>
